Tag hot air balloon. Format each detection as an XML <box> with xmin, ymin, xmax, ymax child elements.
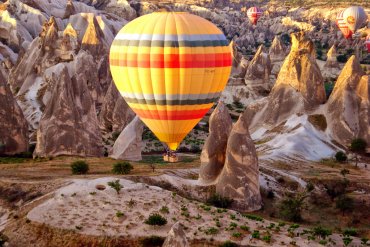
<box><xmin>366</xmin><ymin>34</ymin><xmax>370</xmax><ymax>53</ymax></box>
<box><xmin>247</xmin><ymin>7</ymin><xmax>263</xmax><ymax>25</ymax></box>
<box><xmin>336</xmin><ymin>10</ymin><xmax>352</xmax><ymax>39</ymax></box>
<box><xmin>343</xmin><ymin>6</ymin><xmax>368</xmax><ymax>36</ymax></box>
<box><xmin>109</xmin><ymin>12</ymin><xmax>232</xmax><ymax>152</ymax></box>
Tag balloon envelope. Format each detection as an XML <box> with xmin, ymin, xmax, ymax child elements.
<box><xmin>366</xmin><ymin>34</ymin><xmax>370</xmax><ymax>53</ymax></box>
<box><xmin>343</xmin><ymin>6</ymin><xmax>367</xmax><ymax>34</ymax></box>
<box><xmin>109</xmin><ymin>12</ymin><xmax>232</xmax><ymax>151</ymax></box>
<box><xmin>247</xmin><ymin>7</ymin><xmax>263</xmax><ymax>25</ymax></box>
<box><xmin>336</xmin><ymin>9</ymin><xmax>352</xmax><ymax>39</ymax></box>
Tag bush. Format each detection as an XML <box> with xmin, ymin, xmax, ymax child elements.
<box><xmin>336</xmin><ymin>195</ymin><xmax>354</xmax><ymax>215</ymax></box>
<box><xmin>262</xmin><ymin>235</ymin><xmax>272</xmax><ymax>243</ymax></box>
<box><xmin>140</xmin><ymin>235</ymin><xmax>165</xmax><ymax>247</ymax></box>
<box><xmin>335</xmin><ymin>151</ymin><xmax>347</xmax><ymax>163</ymax></box>
<box><xmin>207</xmin><ymin>194</ymin><xmax>233</xmax><ymax>208</ymax></box>
<box><xmin>107</xmin><ymin>180</ymin><xmax>123</xmax><ymax>194</ymax></box>
<box><xmin>279</xmin><ymin>192</ymin><xmax>308</xmax><ymax>222</ymax></box>
<box><xmin>145</xmin><ymin>213</ymin><xmax>167</xmax><ymax>226</ymax></box>
<box><xmin>252</xmin><ymin>230</ymin><xmax>260</xmax><ymax>239</ymax></box>
<box><xmin>205</xmin><ymin>227</ymin><xmax>219</xmax><ymax>235</ymax></box>
<box><xmin>312</xmin><ymin>226</ymin><xmax>332</xmax><ymax>239</ymax></box>
<box><xmin>242</xmin><ymin>214</ymin><xmax>263</xmax><ymax>221</ymax></box>
<box><xmin>112</xmin><ymin>162</ymin><xmax>133</xmax><ymax>175</ymax></box>
<box><xmin>219</xmin><ymin>241</ymin><xmax>238</xmax><ymax>247</ymax></box>
<box><xmin>71</xmin><ymin>160</ymin><xmax>89</xmax><ymax>175</ymax></box>
<box><xmin>343</xmin><ymin>228</ymin><xmax>357</xmax><ymax>236</ymax></box>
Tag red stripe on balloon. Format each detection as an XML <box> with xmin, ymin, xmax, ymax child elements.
<box><xmin>109</xmin><ymin>53</ymin><xmax>232</xmax><ymax>68</ymax></box>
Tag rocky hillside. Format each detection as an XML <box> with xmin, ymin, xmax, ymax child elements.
<box><xmin>0</xmin><ymin>0</ymin><xmax>369</xmax><ymax>160</ymax></box>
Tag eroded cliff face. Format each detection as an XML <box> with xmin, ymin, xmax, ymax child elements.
<box><xmin>326</xmin><ymin>56</ymin><xmax>369</xmax><ymax>146</ymax></box>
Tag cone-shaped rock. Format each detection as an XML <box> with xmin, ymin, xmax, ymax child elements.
<box><xmin>0</xmin><ymin>73</ymin><xmax>28</xmax><ymax>155</ymax></box>
<box><xmin>327</xmin><ymin>56</ymin><xmax>369</xmax><ymax>145</ymax></box>
<box><xmin>34</xmin><ymin>66</ymin><xmax>103</xmax><ymax>157</ymax></box>
<box><xmin>110</xmin><ymin>116</ymin><xmax>143</xmax><ymax>161</ymax></box>
<box><xmin>245</xmin><ymin>45</ymin><xmax>272</xmax><ymax>96</ymax></box>
<box><xmin>162</xmin><ymin>222</ymin><xmax>189</xmax><ymax>247</ymax></box>
<box><xmin>81</xmin><ymin>15</ymin><xmax>105</xmax><ymax>55</ymax></box>
<box><xmin>324</xmin><ymin>45</ymin><xmax>340</xmax><ymax>69</ymax></box>
<box><xmin>63</xmin><ymin>0</ymin><xmax>76</xmax><ymax>19</ymax></box>
<box><xmin>40</xmin><ymin>17</ymin><xmax>59</xmax><ymax>51</ymax></box>
<box><xmin>216</xmin><ymin>112</ymin><xmax>262</xmax><ymax>211</ymax></box>
<box><xmin>269</xmin><ymin>36</ymin><xmax>288</xmax><ymax>62</ymax></box>
<box><xmin>230</xmin><ymin>41</ymin><xmax>248</xmax><ymax>78</ymax></box>
<box><xmin>199</xmin><ymin>102</ymin><xmax>232</xmax><ymax>184</ymax></box>
<box><xmin>99</xmin><ymin>82</ymin><xmax>135</xmax><ymax>133</ymax></box>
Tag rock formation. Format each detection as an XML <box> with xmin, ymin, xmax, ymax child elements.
<box><xmin>99</xmin><ymin>82</ymin><xmax>135</xmax><ymax>133</ymax></box>
<box><xmin>162</xmin><ymin>222</ymin><xmax>189</xmax><ymax>247</ymax></box>
<box><xmin>216</xmin><ymin>112</ymin><xmax>262</xmax><ymax>211</ymax></box>
<box><xmin>269</xmin><ymin>35</ymin><xmax>288</xmax><ymax>62</ymax></box>
<box><xmin>324</xmin><ymin>45</ymin><xmax>340</xmax><ymax>69</ymax></box>
<box><xmin>34</xmin><ymin>66</ymin><xmax>103</xmax><ymax>157</ymax></box>
<box><xmin>250</xmin><ymin>32</ymin><xmax>326</xmax><ymax>127</ymax></box>
<box><xmin>81</xmin><ymin>15</ymin><xmax>105</xmax><ymax>55</ymax></box>
<box><xmin>110</xmin><ymin>116</ymin><xmax>144</xmax><ymax>161</ymax></box>
<box><xmin>230</xmin><ymin>41</ymin><xmax>248</xmax><ymax>79</ymax></box>
<box><xmin>326</xmin><ymin>56</ymin><xmax>369</xmax><ymax>146</ymax></box>
<box><xmin>244</xmin><ymin>45</ymin><xmax>273</xmax><ymax>97</ymax></box>
<box><xmin>0</xmin><ymin>73</ymin><xmax>28</xmax><ymax>155</ymax></box>
<box><xmin>199</xmin><ymin>102</ymin><xmax>232</xmax><ymax>184</ymax></box>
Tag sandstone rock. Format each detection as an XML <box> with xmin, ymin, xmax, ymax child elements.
<box><xmin>269</xmin><ymin>36</ymin><xmax>288</xmax><ymax>62</ymax></box>
<box><xmin>0</xmin><ymin>72</ymin><xmax>28</xmax><ymax>155</ymax></box>
<box><xmin>199</xmin><ymin>102</ymin><xmax>232</xmax><ymax>184</ymax></box>
<box><xmin>162</xmin><ymin>222</ymin><xmax>189</xmax><ymax>247</ymax></box>
<box><xmin>326</xmin><ymin>56</ymin><xmax>369</xmax><ymax>146</ymax></box>
<box><xmin>244</xmin><ymin>45</ymin><xmax>272</xmax><ymax>97</ymax></box>
<box><xmin>216</xmin><ymin>112</ymin><xmax>262</xmax><ymax>211</ymax></box>
<box><xmin>324</xmin><ymin>45</ymin><xmax>340</xmax><ymax>69</ymax></box>
<box><xmin>63</xmin><ymin>0</ymin><xmax>76</xmax><ymax>19</ymax></box>
<box><xmin>34</xmin><ymin>65</ymin><xmax>103</xmax><ymax>157</ymax></box>
<box><xmin>250</xmin><ymin>32</ymin><xmax>326</xmax><ymax>127</ymax></box>
<box><xmin>99</xmin><ymin>81</ymin><xmax>135</xmax><ymax>133</ymax></box>
<box><xmin>110</xmin><ymin>116</ymin><xmax>143</xmax><ymax>161</ymax></box>
<box><xmin>81</xmin><ymin>15</ymin><xmax>106</xmax><ymax>55</ymax></box>
<box><xmin>230</xmin><ymin>41</ymin><xmax>248</xmax><ymax>79</ymax></box>
<box><xmin>40</xmin><ymin>17</ymin><xmax>59</xmax><ymax>52</ymax></box>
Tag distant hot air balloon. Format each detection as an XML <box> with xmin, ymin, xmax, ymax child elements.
<box><xmin>336</xmin><ymin>10</ymin><xmax>352</xmax><ymax>39</ymax></box>
<box><xmin>366</xmin><ymin>34</ymin><xmax>370</xmax><ymax>53</ymax></box>
<box><xmin>109</xmin><ymin>12</ymin><xmax>232</xmax><ymax>151</ymax></box>
<box><xmin>342</xmin><ymin>6</ymin><xmax>368</xmax><ymax>36</ymax></box>
<box><xmin>247</xmin><ymin>7</ymin><xmax>263</xmax><ymax>25</ymax></box>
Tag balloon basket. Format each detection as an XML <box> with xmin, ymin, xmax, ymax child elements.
<box><xmin>163</xmin><ymin>154</ymin><xmax>179</xmax><ymax>163</ymax></box>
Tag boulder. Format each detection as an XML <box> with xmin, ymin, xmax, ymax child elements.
<box><xmin>199</xmin><ymin>102</ymin><xmax>232</xmax><ymax>184</ymax></box>
<box><xmin>162</xmin><ymin>222</ymin><xmax>189</xmax><ymax>247</ymax></box>
<box><xmin>0</xmin><ymin>72</ymin><xmax>28</xmax><ymax>155</ymax></box>
<box><xmin>216</xmin><ymin>112</ymin><xmax>262</xmax><ymax>211</ymax></box>
<box><xmin>34</xmin><ymin>65</ymin><xmax>103</xmax><ymax>157</ymax></box>
<box><xmin>326</xmin><ymin>56</ymin><xmax>369</xmax><ymax>146</ymax></box>
<box><xmin>110</xmin><ymin>116</ymin><xmax>143</xmax><ymax>161</ymax></box>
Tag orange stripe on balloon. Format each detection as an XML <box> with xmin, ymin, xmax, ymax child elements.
<box><xmin>109</xmin><ymin>53</ymin><xmax>232</xmax><ymax>68</ymax></box>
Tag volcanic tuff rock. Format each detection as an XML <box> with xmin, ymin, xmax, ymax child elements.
<box><xmin>244</xmin><ymin>45</ymin><xmax>273</xmax><ymax>97</ymax></box>
<box><xmin>81</xmin><ymin>14</ymin><xmax>106</xmax><ymax>55</ymax></box>
<box><xmin>0</xmin><ymin>72</ymin><xmax>28</xmax><ymax>155</ymax></box>
<box><xmin>216</xmin><ymin>112</ymin><xmax>262</xmax><ymax>211</ymax></box>
<box><xmin>324</xmin><ymin>45</ymin><xmax>340</xmax><ymax>69</ymax></box>
<box><xmin>327</xmin><ymin>56</ymin><xmax>370</xmax><ymax>146</ymax></box>
<box><xmin>110</xmin><ymin>116</ymin><xmax>144</xmax><ymax>161</ymax></box>
<box><xmin>199</xmin><ymin>102</ymin><xmax>232</xmax><ymax>184</ymax></box>
<box><xmin>269</xmin><ymin>36</ymin><xmax>288</xmax><ymax>63</ymax></box>
<box><xmin>230</xmin><ymin>41</ymin><xmax>248</xmax><ymax>79</ymax></box>
<box><xmin>34</xmin><ymin>65</ymin><xmax>103</xmax><ymax>157</ymax></box>
<box><xmin>162</xmin><ymin>222</ymin><xmax>189</xmax><ymax>247</ymax></box>
<box><xmin>250</xmin><ymin>32</ymin><xmax>326</xmax><ymax>127</ymax></box>
<box><xmin>99</xmin><ymin>82</ymin><xmax>135</xmax><ymax>133</ymax></box>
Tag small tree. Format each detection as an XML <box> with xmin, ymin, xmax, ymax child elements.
<box><xmin>149</xmin><ymin>163</ymin><xmax>156</xmax><ymax>173</ymax></box>
<box><xmin>350</xmin><ymin>138</ymin><xmax>367</xmax><ymax>167</ymax></box>
<box><xmin>340</xmin><ymin>169</ymin><xmax>350</xmax><ymax>178</ymax></box>
<box><xmin>335</xmin><ymin>151</ymin><xmax>347</xmax><ymax>163</ymax></box>
<box><xmin>108</xmin><ymin>180</ymin><xmax>123</xmax><ymax>194</ymax></box>
<box><xmin>336</xmin><ymin>195</ymin><xmax>354</xmax><ymax>216</ymax></box>
<box><xmin>279</xmin><ymin>191</ymin><xmax>308</xmax><ymax>222</ymax></box>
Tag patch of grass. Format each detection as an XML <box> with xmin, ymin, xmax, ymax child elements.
<box><xmin>160</xmin><ymin>206</ymin><xmax>169</xmax><ymax>214</ymax></box>
<box><xmin>145</xmin><ymin>213</ymin><xmax>167</xmax><ymax>226</ymax></box>
<box><xmin>262</xmin><ymin>234</ymin><xmax>272</xmax><ymax>243</ymax></box>
<box><xmin>205</xmin><ymin>227</ymin><xmax>219</xmax><ymax>235</ymax></box>
<box><xmin>116</xmin><ymin>211</ymin><xmax>124</xmax><ymax>218</ymax></box>
<box><xmin>232</xmin><ymin>232</ymin><xmax>242</xmax><ymax>238</ymax></box>
<box><xmin>242</xmin><ymin>214</ymin><xmax>263</xmax><ymax>221</ymax></box>
<box><xmin>240</xmin><ymin>225</ymin><xmax>249</xmax><ymax>231</ymax></box>
<box><xmin>112</xmin><ymin>162</ymin><xmax>133</xmax><ymax>175</ymax></box>
<box><xmin>71</xmin><ymin>160</ymin><xmax>89</xmax><ymax>175</ymax></box>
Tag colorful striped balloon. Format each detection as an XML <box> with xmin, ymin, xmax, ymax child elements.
<box><xmin>109</xmin><ymin>12</ymin><xmax>232</xmax><ymax>151</ymax></box>
<box><xmin>247</xmin><ymin>7</ymin><xmax>263</xmax><ymax>25</ymax></box>
<box><xmin>343</xmin><ymin>6</ymin><xmax>367</xmax><ymax>34</ymax></box>
<box><xmin>366</xmin><ymin>34</ymin><xmax>370</xmax><ymax>53</ymax></box>
<box><xmin>336</xmin><ymin>10</ymin><xmax>352</xmax><ymax>39</ymax></box>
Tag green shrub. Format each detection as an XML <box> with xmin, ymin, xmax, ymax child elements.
<box><xmin>279</xmin><ymin>192</ymin><xmax>307</xmax><ymax>222</ymax></box>
<box><xmin>335</xmin><ymin>151</ymin><xmax>347</xmax><ymax>163</ymax></box>
<box><xmin>160</xmin><ymin>206</ymin><xmax>169</xmax><ymax>214</ymax></box>
<box><xmin>252</xmin><ymin>230</ymin><xmax>260</xmax><ymax>239</ymax></box>
<box><xmin>342</xmin><ymin>236</ymin><xmax>352</xmax><ymax>246</ymax></box>
<box><xmin>116</xmin><ymin>211</ymin><xmax>124</xmax><ymax>218</ymax></box>
<box><xmin>112</xmin><ymin>162</ymin><xmax>133</xmax><ymax>175</ymax></box>
<box><xmin>219</xmin><ymin>241</ymin><xmax>238</xmax><ymax>247</ymax></box>
<box><xmin>232</xmin><ymin>232</ymin><xmax>242</xmax><ymax>238</ymax></box>
<box><xmin>240</xmin><ymin>225</ymin><xmax>249</xmax><ymax>231</ymax></box>
<box><xmin>343</xmin><ymin>228</ymin><xmax>357</xmax><ymax>236</ymax></box>
<box><xmin>319</xmin><ymin>240</ymin><xmax>327</xmax><ymax>245</ymax></box>
<box><xmin>71</xmin><ymin>160</ymin><xmax>89</xmax><ymax>175</ymax></box>
<box><xmin>242</xmin><ymin>214</ymin><xmax>263</xmax><ymax>221</ymax></box>
<box><xmin>262</xmin><ymin>235</ymin><xmax>272</xmax><ymax>243</ymax></box>
<box><xmin>145</xmin><ymin>213</ymin><xmax>167</xmax><ymax>226</ymax></box>
<box><xmin>205</xmin><ymin>227</ymin><xmax>219</xmax><ymax>235</ymax></box>
<box><xmin>336</xmin><ymin>195</ymin><xmax>354</xmax><ymax>215</ymax></box>
<box><xmin>312</xmin><ymin>226</ymin><xmax>332</xmax><ymax>239</ymax></box>
<box><xmin>107</xmin><ymin>180</ymin><xmax>123</xmax><ymax>194</ymax></box>
<box><xmin>207</xmin><ymin>194</ymin><xmax>233</xmax><ymax>208</ymax></box>
<box><xmin>140</xmin><ymin>235</ymin><xmax>165</xmax><ymax>247</ymax></box>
